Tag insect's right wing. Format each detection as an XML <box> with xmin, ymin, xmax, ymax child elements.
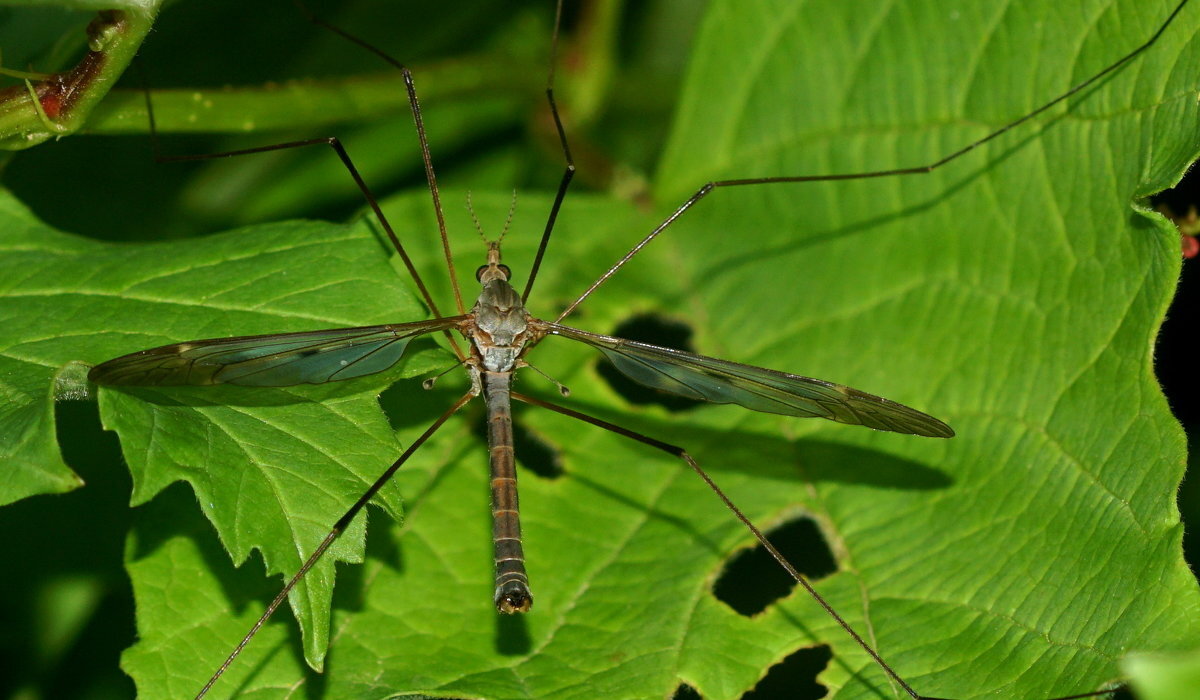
<box><xmin>544</xmin><ymin>323</ymin><xmax>953</xmax><ymax>438</ymax></box>
<box><xmin>89</xmin><ymin>316</ymin><xmax>464</xmax><ymax>387</ymax></box>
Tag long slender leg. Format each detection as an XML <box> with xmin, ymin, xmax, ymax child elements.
<box><xmin>553</xmin><ymin>0</ymin><xmax>1191</xmax><ymax>323</ymax></box>
<box><xmin>293</xmin><ymin>0</ymin><xmax>466</xmax><ymax>316</ymax></box>
<box><xmin>195</xmin><ymin>391</ymin><xmax>475</xmax><ymax>700</ymax></box>
<box><xmin>137</xmin><ymin>40</ymin><xmax>468</xmax><ymax>359</ymax></box>
<box><xmin>510</xmin><ymin>391</ymin><xmax>1120</xmax><ymax>700</ymax></box>
<box><xmin>522</xmin><ymin>0</ymin><xmax>576</xmax><ymax>304</ymax></box>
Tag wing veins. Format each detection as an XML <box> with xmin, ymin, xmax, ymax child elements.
<box><xmin>92</xmin><ymin>316</ymin><xmax>464</xmax><ymax>387</ymax></box>
<box><xmin>544</xmin><ymin>322</ymin><xmax>952</xmax><ymax>437</ymax></box>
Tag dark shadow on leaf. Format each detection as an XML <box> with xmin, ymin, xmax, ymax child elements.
<box><xmin>793</xmin><ymin>440</ymin><xmax>951</xmax><ymax>490</ymax></box>
<box><xmin>0</xmin><ymin>400</ymin><xmax>135</xmax><ymax>698</ymax></box>
<box><xmin>1128</xmin><ymin>207</ymin><xmax>1165</xmax><ymax>238</ymax></box>
<box><xmin>129</xmin><ymin>486</ymin><xmax>282</xmax><ymax>619</ymax></box>
<box><xmin>334</xmin><ymin>508</ymin><xmax>404</xmax><ymax>617</ymax></box>
<box><xmin>510</xmin><ymin>419</ymin><xmax>565</xmax><ymax>479</ymax></box>
<box><xmin>361</xmin><ymin>508</ymin><xmax>405</xmax><ymax>578</ymax></box>
<box><xmin>529</xmin><ymin>391</ymin><xmax>953</xmax><ymax>491</ymax></box>
<box><xmin>303</xmin><ymin>656</ymin><xmax>329</xmax><ymax>700</ymax></box>
<box><xmin>379</xmin><ymin>379</ymin><xmax>472</xmax><ymax>431</ymax></box>
<box><xmin>519</xmin><ymin>394</ymin><xmax>951</xmax><ymax>600</ymax></box>
<box><xmin>226</xmin><ymin>641</ymin><xmax>292</xmax><ymax>699</ymax></box>
<box><xmin>468</xmin><ymin>403</ymin><xmax>564</xmax><ymax>479</ymax></box>
<box><xmin>128</xmin><ymin>483</ymin><xmax>306</xmax><ymax>692</ymax></box>
<box><xmin>494</xmin><ymin>610</ymin><xmax>532</xmax><ymax>655</ymax></box>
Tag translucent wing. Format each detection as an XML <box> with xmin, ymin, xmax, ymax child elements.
<box><xmin>545</xmin><ymin>323</ymin><xmax>954</xmax><ymax>438</ymax></box>
<box><xmin>89</xmin><ymin>316</ymin><xmax>463</xmax><ymax>387</ymax></box>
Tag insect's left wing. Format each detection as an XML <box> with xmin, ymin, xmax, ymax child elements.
<box><xmin>89</xmin><ymin>316</ymin><xmax>464</xmax><ymax>387</ymax></box>
<box><xmin>544</xmin><ymin>323</ymin><xmax>953</xmax><ymax>438</ymax></box>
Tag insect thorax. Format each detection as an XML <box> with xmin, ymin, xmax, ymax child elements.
<box><xmin>471</xmin><ymin>278</ymin><xmax>531</xmax><ymax>372</ymax></box>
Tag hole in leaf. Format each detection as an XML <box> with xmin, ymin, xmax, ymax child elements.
<box><xmin>744</xmin><ymin>645</ymin><xmax>832</xmax><ymax>700</ymax></box>
<box><xmin>1149</xmin><ymin>162</ymin><xmax>1200</xmax><ymax>260</ymax></box>
<box><xmin>714</xmin><ymin>517</ymin><xmax>836</xmax><ymax>616</ymax></box>
<box><xmin>596</xmin><ymin>313</ymin><xmax>706</xmax><ymax>412</ymax></box>
<box><xmin>1149</xmin><ymin>166</ymin><xmax>1199</xmax><ymax>569</ymax></box>
<box><xmin>671</xmin><ymin>683</ymin><xmax>701</xmax><ymax>700</ymax></box>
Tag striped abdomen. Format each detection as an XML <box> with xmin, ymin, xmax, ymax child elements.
<box><xmin>484</xmin><ymin>370</ymin><xmax>532</xmax><ymax>613</ymax></box>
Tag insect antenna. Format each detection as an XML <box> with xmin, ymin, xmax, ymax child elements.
<box><xmin>466</xmin><ymin>190</ymin><xmax>486</xmax><ymax>240</ymax></box>
<box><xmin>499</xmin><ymin>188</ymin><xmax>518</xmax><ymax>245</ymax></box>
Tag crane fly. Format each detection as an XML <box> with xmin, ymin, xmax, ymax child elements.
<box><xmin>90</xmin><ymin>235</ymin><xmax>954</xmax><ymax>611</ymax></box>
<box><xmin>75</xmin><ymin>0</ymin><xmax>1198</xmax><ymax>698</ymax></box>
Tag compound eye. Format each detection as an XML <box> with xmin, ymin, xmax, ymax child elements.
<box><xmin>498</xmin><ymin>264</ymin><xmax>512</xmax><ymax>280</ymax></box>
<box><xmin>475</xmin><ymin>264</ymin><xmax>488</xmax><ymax>281</ymax></box>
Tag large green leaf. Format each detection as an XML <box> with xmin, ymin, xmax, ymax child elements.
<box><xmin>0</xmin><ymin>194</ymin><xmax>451</xmax><ymax>668</ymax></box>
<box><xmin>1</xmin><ymin>0</ymin><xmax>1198</xmax><ymax>699</ymax></box>
<box><xmin>645</xmin><ymin>1</ymin><xmax>1200</xmax><ymax>697</ymax></box>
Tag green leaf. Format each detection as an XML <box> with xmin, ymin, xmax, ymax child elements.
<box><xmin>1</xmin><ymin>0</ymin><xmax>1198</xmax><ymax>699</ymax></box>
<box><xmin>0</xmin><ymin>196</ymin><xmax>91</xmax><ymax>503</ymax></box>
<box><xmin>646</xmin><ymin>1</ymin><xmax>1200</xmax><ymax>697</ymax></box>
<box><xmin>1124</xmin><ymin>647</ymin><xmax>1200</xmax><ymax>700</ymax></box>
<box><xmin>0</xmin><ymin>191</ymin><xmax>449</xmax><ymax>669</ymax></box>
